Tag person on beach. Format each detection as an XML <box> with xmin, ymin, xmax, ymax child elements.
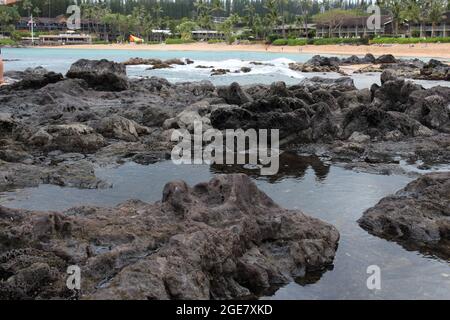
<box><xmin>0</xmin><ymin>48</ymin><xmax>4</xmax><ymax>85</ymax></box>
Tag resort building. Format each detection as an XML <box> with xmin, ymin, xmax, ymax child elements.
<box><xmin>272</xmin><ymin>24</ymin><xmax>316</xmax><ymax>38</ymax></box>
<box><xmin>315</xmin><ymin>15</ymin><xmax>393</xmax><ymax>38</ymax></box>
<box><xmin>16</xmin><ymin>16</ymin><xmax>67</xmax><ymax>32</ymax></box>
<box><xmin>149</xmin><ymin>29</ymin><xmax>172</xmax><ymax>42</ymax></box>
<box><xmin>38</xmin><ymin>33</ymin><xmax>92</xmax><ymax>45</ymax></box>
<box><xmin>405</xmin><ymin>12</ymin><xmax>450</xmax><ymax>37</ymax></box>
<box><xmin>191</xmin><ymin>30</ymin><xmax>225</xmax><ymax>41</ymax></box>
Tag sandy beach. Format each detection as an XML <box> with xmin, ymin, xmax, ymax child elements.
<box><xmin>39</xmin><ymin>42</ymin><xmax>450</xmax><ymax>59</ymax></box>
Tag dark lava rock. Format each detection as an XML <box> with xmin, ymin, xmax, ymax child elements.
<box><xmin>211</xmin><ymin>68</ymin><xmax>230</xmax><ymax>76</ymax></box>
<box><xmin>148</xmin><ymin>62</ymin><xmax>172</xmax><ymax>70</ymax></box>
<box><xmin>299</xmin><ymin>76</ymin><xmax>356</xmax><ymax>92</ymax></box>
<box><xmin>66</xmin><ymin>59</ymin><xmax>128</xmax><ymax>91</ymax></box>
<box><xmin>29</xmin><ymin>123</ymin><xmax>106</xmax><ymax>153</ymax></box>
<box><xmin>0</xmin><ymin>174</ymin><xmax>339</xmax><ymax>299</ymax></box>
<box><xmin>307</xmin><ymin>55</ymin><xmax>341</xmax><ymax>68</ymax></box>
<box><xmin>362</xmin><ymin>53</ymin><xmax>376</xmax><ymax>64</ymax></box>
<box><xmin>358</xmin><ymin>172</ymin><xmax>450</xmax><ymax>260</ymax></box>
<box><xmin>7</xmin><ymin>67</ymin><xmax>63</xmax><ymax>90</ymax></box>
<box><xmin>375</xmin><ymin>54</ymin><xmax>397</xmax><ymax>64</ymax></box>
<box><xmin>416</xmin><ymin>59</ymin><xmax>450</xmax><ymax>81</ymax></box>
<box><xmin>96</xmin><ymin>115</ymin><xmax>150</xmax><ymax>142</ymax></box>
<box><xmin>217</xmin><ymin>82</ymin><xmax>253</xmax><ymax>105</ymax></box>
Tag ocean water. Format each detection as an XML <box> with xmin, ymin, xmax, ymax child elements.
<box><xmin>3</xmin><ymin>47</ymin><xmax>450</xmax><ymax>88</ymax></box>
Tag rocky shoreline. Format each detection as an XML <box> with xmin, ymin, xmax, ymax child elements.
<box><xmin>288</xmin><ymin>54</ymin><xmax>450</xmax><ymax>81</ymax></box>
<box><xmin>0</xmin><ymin>174</ymin><xmax>339</xmax><ymax>299</ymax></box>
<box><xmin>359</xmin><ymin>172</ymin><xmax>449</xmax><ymax>260</ymax></box>
<box><xmin>0</xmin><ymin>58</ymin><xmax>449</xmax><ymax>299</ymax></box>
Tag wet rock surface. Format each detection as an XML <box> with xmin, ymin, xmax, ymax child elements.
<box><xmin>0</xmin><ymin>58</ymin><xmax>450</xmax><ymax>287</ymax></box>
<box><xmin>358</xmin><ymin>172</ymin><xmax>450</xmax><ymax>260</ymax></box>
<box><xmin>0</xmin><ymin>59</ymin><xmax>449</xmax><ymax>191</ymax></box>
<box><xmin>289</xmin><ymin>54</ymin><xmax>450</xmax><ymax>81</ymax></box>
<box><xmin>66</xmin><ymin>59</ymin><xmax>128</xmax><ymax>91</ymax></box>
<box><xmin>0</xmin><ymin>174</ymin><xmax>339</xmax><ymax>299</ymax></box>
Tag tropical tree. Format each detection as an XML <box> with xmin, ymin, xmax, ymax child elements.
<box><xmin>177</xmin><ymin>20</ymin><xmax>197</xmax><ymax>40</ymax></box>
<box><xmin>0</xmin><ymin>5</ymin><xmax>20</xmax><ymax>35</ymax></box>
<box><xmin>401</xmin><ymin>0</ymin><xmax>421</xmax><ymax>37</ymax></box>
<box><xmin>21</xmin><ymin>0</ymin><xmax>33</xmax><ymax>17</ymax></box>
<box><xmin>313</xmin><ymin>9</ymin><xmax>363</xmax><ymax>37</ymax></box>
<box><xmin>153</xmin><ymin>1</ymin><xmax>164</xmax><ymax>28</ymax></box>
<box><xmin>428</xmin><ymin>0</ymin><xmax>447</xmax><ymax>37</ymax></box>
<box><xmin>277</xmin><ymin>0</ymin><xmax>289</xmax><ymax>38</ymax></box>
<box><xmin>243</xmin><ymin>3</ymin><xmax>256</xmax><ymax>29</ymax></box>
<box><xmin>131</xmin><ymin>5</ymin><xmax>146</xmax><ymax>36</ymax></box>
<box><xmin>265</xmin><ymin>0</ymin><xmax>279</xmax><ymax>30</ymax></box>
<box><xmin>297</xmin><ymin>0</ymin><xmax>313</xmax><ymax>37</ymax></box>
<box><xmin>379</xmin><ymin>0</ymin><xmax>405</xmax><ymax>35</ymax></box>
<box><xmin>33</xmin><ymin>7</ymin><xmax>41</xmax><ymax>18</ymax></box>
<box><xmin>102</xmin><ymin>13</ymin><xmax>119</xmax><ymax>42</ymax></box>
<box><xmin>218</xmin><ymin>13</ymin><xmax>239</xmax><ymax>44</ymax></box>
<box><xmin>44</xmin><ymin>0</ymin><xmax>51</xmax><ymax>18</ymax></box>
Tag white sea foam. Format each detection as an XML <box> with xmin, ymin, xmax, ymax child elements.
<box><xmin>127</xmin><ymin>57</ymin><xmax>304</xmax><ymax>80</ymax></box>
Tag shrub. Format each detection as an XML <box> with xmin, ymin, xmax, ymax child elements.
<box><xmin>0</xmin><ymin>38</ymin><xmax>17</xmax><ymax>46</ymax></box>
<box><xmin>208</xmin><ymin>39</ymin><xmax>224</xmax><ymax>44</ymax></box>
<box><xmin>165</xmin><ymin>38</ymin><xmax>195</xmax><ymax>44</ymax></box>
<box><xmin>287</xmin><ymin>38</ymin><xmax>308</xmax><ymax>46</ymax></box>
<box><xmin>92</xmin><ymin>40</ymin><xmax>110</xmax><ymax>44</ymax></box>
<box><xmin>272</xmin><ymin>38</ymin><xmax>288</xmax><ymax>46</ymax></box>
<box><xmin>312</xmin><ymin>37</ymin><xmax>367</xmax><ymax>45</ymax></box>
<box><xmin>266</xmin><ymin>34</ymin><xmax>279</xmax><ymax>44</ymax></box>
<box><xmin>226</xmin><ymin>35</ymin><xmax>236</xmax><ymax>44</ymax></box>
<box><xmin>370</xmin><ymin>37</ymin><xmax>450</xmax><ymax>44</ymax></box>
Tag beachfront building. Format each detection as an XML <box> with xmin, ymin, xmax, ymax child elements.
<box><xmin>315</xmin><ymin>15</ymin><xmax>393</xmax><ymax>38</ymax></box>
<box><xmin>149</xmin><ymin>29</ymin><xmax>172</xmax><ymax>42</ymax></box>
<box><xmin>405</xmin><ymin>12</ymin><xmax>450</xmax><ymax>37</ymax></box>
<box><xmin>191</xmin><ymin>30</ymin><xmax>225</xmax><ymax>41</ymax></box>
<box><xmin>272</xmin><ymin>24</ymin><xmax>316</xmax><ymax>38</ymax></box>
<box><xmin>16</xmin><ymin>16</ymin><xmax>67</xmax><ymax>32</ymax></box>
<box><xmin>38</xmin><ymin>33</ymin><xmax>92</xmax><ymax>45</ymax></box>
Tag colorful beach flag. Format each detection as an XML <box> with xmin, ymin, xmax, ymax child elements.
<box><xmin>129</xmin><ymin>35</ymin><xmax>144</xmax><ymax>43</ymax></box>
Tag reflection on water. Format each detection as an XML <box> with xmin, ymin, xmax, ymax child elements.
<box><xmin>210</xmin><ymin>152</ymin><xmax>330</xmax><ymax>183</ymax></box>
<box><xmin>0</xmin><ymin>153</ymin><xmax>449</xmax><ymax>299</ymax></box>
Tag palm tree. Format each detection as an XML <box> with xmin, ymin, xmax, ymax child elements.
<box><xmin>154</xmin><ymin>2</ymin><xmax>164</xmax><ymax>29</ymax></box>
<box><xmin>298</xmin><ymin>0</ymin><xmax>312</xmax><ymax>37</ymax></box>
<box><xmin>379</xmin><ymin>0</ymin><xmax>405</xmax><ymax>36</ymax></box>
<box><xmin>33</xmin><ymin>7</ymin><xmax>41</xmax><ymax>18</ymax></box>
<box><xmin>277</xmin><ymin>0</ymin><xmax>289</xmax><ymax>39</ymax></box>
<box><xmin>132</xmin><ymin>5</ymin><xmax>146</xmax><ymax>36</ymax></box>
<box><xmin>265</xmin><ymin>0</ymin><xmax>279</xmax><ymax>32</ymax></box>
<box><xmin>401</xmin><ymin>0</ymin><xmax>421</xmax><ymax>37</ymax></box>
<box><xmin>21</xmin><ymin>0</ymin><xmax>33</xmax><ymax>18</ymax></box>
<box><xmin>243</xmin><ymin>3</ymin><xmax>256</xmax><ymax>29</ymax></box>
<box><xmin>102</xmin><ymin>13</ymin><xmax>119</xmax><ymax>42</ymax></box>
<box><xmin>210</xmin><ymin>0</ymin><xmax>224</xmax><ymax>16</ymax></box>
<box><xmin>44</xmin><ymin>0</ymin><xmax>51</xmax><ymax>18</ymax></box>
<box><xmin>428</xmin><ymin>0</ymin><xmax>446</xmax><ymax>37</ymax></box>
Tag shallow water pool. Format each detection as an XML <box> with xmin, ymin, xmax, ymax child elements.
<box><xmin>1</xmin><ymin>155</ymin><xmax>448</xmax><ymax>300</ymax></box>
